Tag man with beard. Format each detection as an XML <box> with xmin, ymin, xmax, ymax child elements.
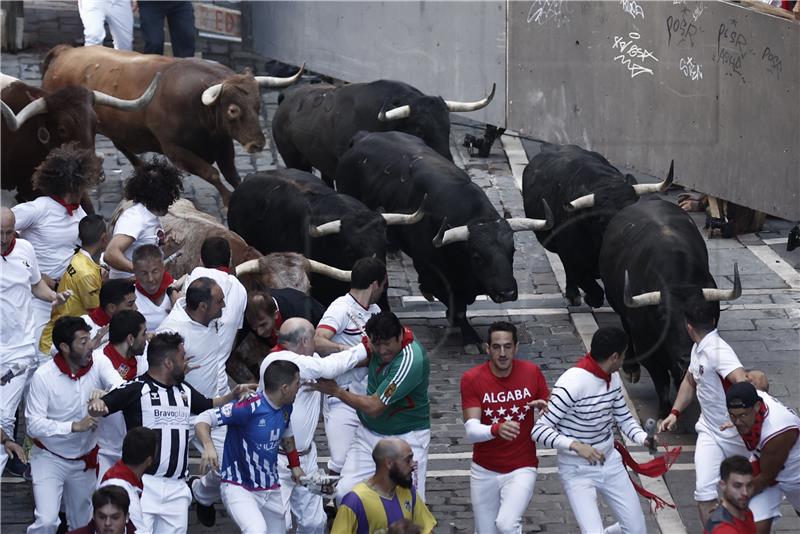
<box><xmin>26</xmin><ymin>316</ymin><xmax>126</xmax><ymax>533</ymax></box>
<box><xmin>88</xmin><ymin>332</ymin><xmax>256</xmax><ymax>534</ymax></box>
<box><xmin>704</xmin><ymin>456</ymin><xmax>756</xmax><ymax>534</ymax></box>
<box><xmin>94</xmin><ymin>310</ymin><xmax>149</xmax><ymax>482</ymax></box>
<box><xmin>331</xmin><ymin>438</ymin><xmax>436</xmax><ymax>533</ymax></box>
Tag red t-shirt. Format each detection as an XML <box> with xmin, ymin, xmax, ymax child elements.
<box><xmin>705</xmin><ymin>508</ymin><xmax>756</xmax><ymax>534</ymax></box>
<box><xmin>460</xmin><ymin>359</ymin><xmax>549</xmax><ymax>473</ymax></box>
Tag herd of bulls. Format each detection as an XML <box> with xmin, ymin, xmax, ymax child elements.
<box><xmin>1</xmin><ymin>45</ymin><xmax>743</xmax><ymax>415</ymax></box>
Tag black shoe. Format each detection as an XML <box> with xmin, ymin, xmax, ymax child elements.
<box><xmin>3</xmin><ymin>455</ymin><xmax>26</xmax><ymax>477</ymax></box>
<box><xmin>188</xmin><ymin>476</ymin><xmax>216</xmax><ymax>527</ymax></box>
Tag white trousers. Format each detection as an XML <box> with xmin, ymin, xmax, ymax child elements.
<box><xmin>558</xmin><ymin>450</ymin><xmax>646</xmax><ymax>534</ymax></box>
<box><xmin>191</xmin><ymin>426</ymin><xmax>227</xmax><ymax>506</ymax></box>
<box><xmin>749</xmin><ymin>480</ymin><xmax>800</xmax><ymax>522</ymax></box>
<box><xmin>0</xmin><ymin>345</ymin><xmax>36</xmax><ymax>437</ymax></box>
<box><xmin>27</xmin><ymin>447</ymin><xmax>96</xmax><ymax>534</ymax></box>
<box><xmin>221</xmin><ymin>482</ymin><xmax>285</xmax><ymax>534</ymax></box>
<box><xmin>322</xmin><ymin>397</ymin><xmax>361</xmax><ymax>473</ymax></box>
<box><xmin>139</xmin><ymin>474</ymin><xmax>192</xmax><ymax>534</ymax></box>
<box><xmin>96</xmin><ymin>448</ymin><xmax>121</xmax><ymax>486</ymax></box>
<box><xmin>470</xmin><ymin>463</ymin><xmax>538</xmax><ymax>534</ymax></box>
<box><xmin>77</xmin><ymin>0</ymin><xmax>133</xmax><ymax>50</ymax></box>
<box><xmin>694</xmin><ymin>428</ymin><xmax>749</xmax><ymax>502</ymax></box>
<box><xmin>336</xmin><ymin>425</ymin><xmax>430</xmax><ymax>503</ymax></box>
<box><xmin>277</xmin><ymin>444</ymin><xmax>325</xmax><ymax>534</ymax></box>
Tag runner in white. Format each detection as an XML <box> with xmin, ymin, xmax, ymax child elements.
<box><xmin>25</xmin><ymin>316</ymin><xmax>124</xmax><ymax>533</ymax></box>
<box><xmin>132</xmin><ymin>245</ymin><xmax>180</xmax><ymax>331</ymax></box>
<box><xmin>263</xmin><ymin>317</ymin><xmax>369</xmax><ymax>533</ymax></box>
<box><xmin>1</xmin><ymin>207</ymin><xmax>71</xmax><ymax>476</ymax></box>
<box><xmin>659</xmin><ymin>298</ymin><xmax>749</xmax><ymax>524</ymax></box>
<box><xmin>77</xmin><ymin>0</ymin><xmax>133</xmax><ymax>50</ymax></box>
<box><xmin>75</xmin><ymin>279</ymin><xmax>138</xmax><ymax>353</ymax></box>
<box><xmin>725</xmin><ymin>381</ymin><xmax>800</xmax><ymax>532</ymax></box>
<box><xmin>314</xmin><ymin>257</ymin><xmax>387</xmax><ymax>477</ymax></box>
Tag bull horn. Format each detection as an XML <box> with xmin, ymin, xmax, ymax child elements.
<box><xmin>308</xmin><ymin>219</ymin><xmax>342</xmax><ymax>238</ymax></box>
<box><xmin>702</xmin><ymin>263</ymin><xmax>742</xmax><ymax>302</ymax></box>
<box><xmin>235</xmin><ymin>259</ymin><xmax>262</xmax><ymax>276</ymax></box>
<box><xmin>507</xmin><ymin>199</ymin><xmax>554</xmax><ymax>232</ymax></box>
<box><xmin>565</xmin><ymin>192</ymin><xmax>595</xmax><ymax>211</ymax></box>
<box><xmin>444</xmin><ymin>83</ymin><xmax>496</xmax><ymax>112</ymax></box>
<box><xmin>93</xmin><ymin>72</ymin><xmax>161</xmax><ymax>111</ymax></box>
<box><xmin>377</xmin><ymin>103</ymin><xmax>411</xmax><ymax>122</ymax></box>
<box><xmin>254</xmin><ymin>63</ymin><xmax>305</xmax><ymax>87</ymax></box>
<box><xmin>432</xmin><ymin>218</ymin><xmax>469</xmax><ymax>248</ymax></box>
<box><xmin>307</xmin><ymin>259</ymin><xmax>351</xmax><ymax>282</ymax></box>
<box><xmin>632</xmin><ymin>160</ymin><xmax>674</xmax><ymax>195</ymax></box>
<box><xmin>623</xmin><ymin>270</ymin><xmax>662</xmax><ymax>307</ymax></box>
<box><xmin>0</xmin><ymin>97</ymin><xmax>48</xmax><ymax>131</ymax></box>
<box><xmin>382</xmin><ymin>195</ymin><xmax>427</xmax><ymax>226</ymax></box>
<box><xmin>201</xmin><ymin>82</ymin><xmax>224</xmax><ymax>106</ymax></box>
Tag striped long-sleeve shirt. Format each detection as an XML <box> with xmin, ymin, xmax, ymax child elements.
<box><xmin>532</xmin><ymin>368</ymin><xmax>647</xmax><ymax>460</ymax></box>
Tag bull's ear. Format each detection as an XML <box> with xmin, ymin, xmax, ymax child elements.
<box><xmin>624</xmin><ymin>173</ymin><xmax>638</xmax><ymax>186</ymax></box>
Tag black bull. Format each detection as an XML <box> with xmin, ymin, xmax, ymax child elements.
<box><xmin>336</xmin><ymin>131</ymin><xmax>552</xmax><ymax>351</ymax></box>
<box><xmin>227</xmin><ymin>168</ymin><xmax>423</xmax><ymax>307</ymax></box>
<box><xmin>272</xmin><ymin>79</ymin><xmax>494</xmax><ymax>187</ymax></box>
<box><xmin>599</xmin><ymin>200</ymin><xmax>741</xmax><ymax>416</ymax></box>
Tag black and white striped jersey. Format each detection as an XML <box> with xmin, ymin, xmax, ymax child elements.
<box><xmin>532</xmin><ymin>367</ymin><xmax>647</xmax><ymax>457</ymax></box>
<box><xmin>102</xmin><ymin>373</ymin><xmax>213</xmax><ymax>479</ymax></box>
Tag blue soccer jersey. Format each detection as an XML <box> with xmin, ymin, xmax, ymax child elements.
<box><xmin>209</xmin><ymin>393</ymin><xmax>293</xmax><ymax>490</ymax></box>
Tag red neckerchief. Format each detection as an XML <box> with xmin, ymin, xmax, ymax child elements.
<box><xmin>741</xmin><ymin>402</ymin><xmax>768</xmax><ymax>451</ymax></box>
<box><xmin>576</xmin><ymin>353</ymin><xmax>611</xmax><ymax>389</ymax></box>
<box><xmin>214</xmin><ymin>266</ymin><xmax>231</xmax><ymax>274</ymax></box>
<box><xmin>267</xmin><ymin>309</ymin><xmax>284</xmax><ymax>346</ymax></box>
<box><xmin>1</xmin><ymin>237</ymin><xmax>16</xmax><ymax>259</ymax></box>
<box><xmin>103</xmin><ymin>343</ymin><xmax>137</xmax><ymax>380</ymax></box>
<box><xmin>102</xmin><ymin>459</ymin><xmax>143</xmax><ymax>490</ymax></box>
<box><xmin>88</xmin><ymin>307</ymin><xmax>111</xmax><ymax>327</ymax></box>
<box><xmin>614</xmin><ymin>440</ymin><xmax>682</xmax><ymax>510</ymax></box>
<box><xmin>270</xmin><ymin>343</ymin><xmax>286</xmax><ymax>353</ymax></box>
<box><xmin>53</xmin><ymin>352</ymin><xmax>93</xmax><ymax>380</ymax></box>
<box><xmin>50</xmin><ymin>195</ymin><xmax>80</xmax><ymax>216</ymax></box>
<box><xmin>135</xmin><ymin>271</ymin><xmax>175</xmax><ymax>303</ymax></box>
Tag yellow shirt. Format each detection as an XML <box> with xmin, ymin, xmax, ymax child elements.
<box><xmin>39</xmin><ymin>249</ymin><xmax>101</xmax><ymax>353</ymax></box>
<box><xmin>331</xmin><ymin>482</ymin><xmax>436</xmax><ymax>534</ymax></box>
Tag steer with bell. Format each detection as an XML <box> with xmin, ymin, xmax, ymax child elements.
<box><xmin>272</xmin><ymin>79</ymin><xmax>495</xmax><ymax>187</ymax></box>
<box><xmin>336</xmin><ymin>131</ymin><xmax>552</xmax><ymax>352</ymax></box>
<box><xmin>599</xmin><ymin>199</ymin><xmax>742</xmax><ymax>416</ymax></box>
<box><xmin>41</xmin><ymin>45</ymin><xmax>303</xmax><ymax>203</ymax></box>
<box><xmin>522</xmin><ymin>143</ymin><xmax>673</xmax><ymax>307</ymax></box>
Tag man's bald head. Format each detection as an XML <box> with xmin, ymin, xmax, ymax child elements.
<box><xmin>1</xmin><ymin>207</ymin><xmax>16</xmax><ymax>252</ymax></box>
<box><xmin>277</xmin><ymin>317</ymin><xmax>315</xmax><ymax>356</ymax></box>
<box><xmin>372</xmin><ymin>438</ymin><xmax>410</xmax><ymax>467</ymax></box>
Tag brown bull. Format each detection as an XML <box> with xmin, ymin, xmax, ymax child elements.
<box><xmin>0</xmin><ymin>73</ymin><xmax>158</xmax><ymax>211</ymax></box>
<box><xmin>41</xmin><ymin>45</ymin><xmax>303</xmax><ymax>203</ymax></box>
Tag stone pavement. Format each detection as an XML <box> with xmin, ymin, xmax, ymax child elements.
<box><xmin>1</xmin><ymin>49</ymin><xmax>799</xmax><ymax>534</ymax></box>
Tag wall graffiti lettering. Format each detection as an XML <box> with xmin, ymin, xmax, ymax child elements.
<box><xmin>620</xmin><ymin>0</ymin><xmax>645</xmax><ymax>19</ymax></box>
<box><xmin>612</xmin><ymin>32</ymin><xmax>659</xmax><ymax>78</ymax></box>
<box><xmin>761</xmin><ymin>46</ymin><xmax>782</xmax><ymax>79</ymax></box>
<box><xmin>679</xmin><ymin>56</ymin><xmax>703</xmax><ymax>80</ymax></box>
<box><xmin>713</xmin><ymin>22</ymin><xmax>752</xmax><ymax>83</ymax></box>
<box><xmin>692</xmin><ymin>2</ymin><xmax>705</xmax><ymax>21</ymax></box>
<box><xmin>666</xmin><ymin>14</ymin><xmax>699</xmax><ymax>47</ymax></box>
<box><xmin>527</xmin><ymin>0</ymin><xmax>569</xmax><ymax>27</ymax></box>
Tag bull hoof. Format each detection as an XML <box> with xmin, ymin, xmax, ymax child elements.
<box><xmin>463</xmin><ymin>343</ymin><xmax>483</xmax><ymax>355</ymax></box>
<box><xmin>567</xmin><ymin>294</ymin><xmax>582</xmax><ymax>307</ymax></box>
<box><xmin>623</xmin><ymin>369</ymin><xmax>641</xmax><ymax>383</ymax></box>
<box><xmin>583</xmin><ymin>292</ymin><xmax>604</xmax><ymax>308</ymax></box>
<box><xmin>422</xmin><ymin>292</ymin><xmax>436</xmax><ymax>302</ymax></box>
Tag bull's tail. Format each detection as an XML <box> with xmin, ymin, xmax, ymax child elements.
<box><xmin>41</xmin><ymin>44</ymin><xmax>73</xmax><ymax>78</ymax></box>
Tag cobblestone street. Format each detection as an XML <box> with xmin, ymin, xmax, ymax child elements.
<box><xmin>2</xmin><ymin>43</ymin><xmax>799</xmax><ymax>534</ymax></box>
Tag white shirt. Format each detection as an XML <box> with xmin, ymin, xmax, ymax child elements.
<box><xmin>94</xmin><ymin>346</ymin><xmax>149</xmax><ymax>454</ymax></box>
<box><xmin>688</xmin><ymin>329</ymin><xmax>743</xmax><ymax>438</ymax></box>
<box><xmin>25</xmin><ymin>355</ymin><xmax>123</xmax><ymax>457</ymax></box>
<box><xmin>12</xmin><ymin>196</ymin><xmax>85</xmax><ymax>278</ymax></box>
<box><xmin>100</xmin><ymin>476</ymin><xmax>144</xmax><ymax>531</ymax></box>
<box><xmin>258</xmin><ymin>345</ymin><xmax>366</xmax><ymax>451</ymax></box>
<box><xmin>752</xmin><ymin>391</ymin><xmax>800</xmax><ymax>485</ymax></box>
<box><xmin>109</xmin><ymin>203</ymin><xmax>163</xmax><ymax>279</ymax></box>
<box><xmin>185</xmin><ymin>266</ymin><xmax>247</xmax><ymax>395</ymax></box>
<box><xmin>135</xmin><ymin>287</ymin><xmax>172</xmax><ymax>332</ymax></box>
<box><xmin>0</xmin><ymin>238</ymin><xmax>41</xmax><ymax>352</ymax></box>
<box><xmin>317</xmin><ymin>294</ymin><xmax>380</xmax><ymax>394</ymax></box>
<box><xmin>158</xmin><ymin>298</ymin><xmax>227</xmax><ymax>399</ymax></box>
